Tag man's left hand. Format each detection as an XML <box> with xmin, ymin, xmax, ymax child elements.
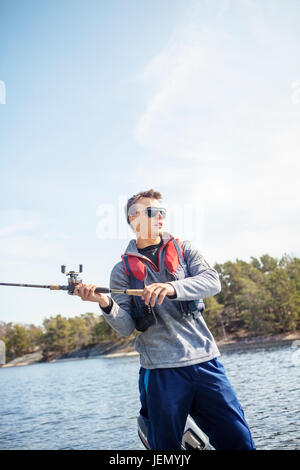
<box><xmin>141</xmin><ymin>283</ymin><xmax>176</xmax><ymax>307</ymax></box>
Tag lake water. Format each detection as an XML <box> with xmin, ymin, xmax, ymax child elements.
<box><xmin>0</xmin><ymin>344</ymin><xmax>299</xmax><ymax>450</ymax></box>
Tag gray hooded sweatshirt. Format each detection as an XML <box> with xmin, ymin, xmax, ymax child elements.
<box><xmin>100</xmin><ymin>231</ymin><xmax>221</xmax><ymax>369</ymax></box>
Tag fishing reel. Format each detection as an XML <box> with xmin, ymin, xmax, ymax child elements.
<box><xmin>61</xmin><ymin>264</ymin><xmax>83</xmax><ymax>295</ymax></box>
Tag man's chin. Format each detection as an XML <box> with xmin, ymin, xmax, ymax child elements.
<box><xmin>138</xmin><ymin>230</ymin><xmax>161</xmax><ymax>239</ymax></box>
<box><xmin>153</xmin><ymin>227</ymin><xmax>163</xmax><ymax>238</ymax></box>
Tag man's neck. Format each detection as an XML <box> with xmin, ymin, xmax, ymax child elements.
<box><xmin>136</xmin><ymin>235</ymin><xmax>161</xmax><ymax>249</ymax></box>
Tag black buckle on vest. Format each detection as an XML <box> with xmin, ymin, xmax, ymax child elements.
<box><xmin>133</xmin><ymin>304</ymin><xmax>157</xmax><ymax>332</ymax></box>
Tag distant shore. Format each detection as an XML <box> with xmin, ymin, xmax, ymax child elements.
<box><xmin>1</xmin><ymin>331</ymin><xmax>299</xmax><ymax>368</ymax></box>
<box><xmin>215</xmin><ymin>330</ymin><xmax>299</xmax><ymax>352</ymax></box>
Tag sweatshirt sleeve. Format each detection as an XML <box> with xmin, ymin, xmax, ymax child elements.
<box><xmin>99</xmin><ymin>261</ymin><xmax>136</xmax><ymax>337</ymax></box>
<box><xmin>167</xmin><ymin>240</ymin><xmax>221</xmax><ymax>301</ymax></box>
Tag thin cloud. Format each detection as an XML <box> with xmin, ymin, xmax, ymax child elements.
<box><xmin>0</xmin><ymin>210</ymin><xmax>71</xmax><ymax>259</ymax></box>
<box><xmin>133</xmin><ymin>0</ymin><xmax>300</xmax><ymax>260</ymax></box>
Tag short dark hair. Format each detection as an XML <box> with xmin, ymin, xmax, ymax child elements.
<box><xmin>125</xmin><ymin>189</ymin><xmax>162</xmax><ymax>225</ymax></box>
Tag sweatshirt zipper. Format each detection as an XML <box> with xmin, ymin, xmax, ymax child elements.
<box><xmin>150</xmin><ymin>304</ymin><xmax>158</xmax><ymax>324</ymax></box>
<box><xmin>165</xmin><ymin>266</ymin><xmax>186</xmax><ymax>317</ymax></box>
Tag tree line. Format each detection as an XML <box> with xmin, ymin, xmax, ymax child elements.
<box><xmin>1</xmin><ymin>253</ymin><xmax>299</xmax><ymax>361</ymax></box>
<box><xmin>0</xmin><ymin>313</ymin><xmax>122</xmax><ymax>362</ymax></box>
<box><xmin>205</xmin><ymin>253</ymin><xmax>300</xmax><ymax>338</ymax></box>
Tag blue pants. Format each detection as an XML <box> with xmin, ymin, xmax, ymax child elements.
<box><xmin>139</xmin><ymin>358</ymin><xmax>256</xmax><ymax>450</ymax></box>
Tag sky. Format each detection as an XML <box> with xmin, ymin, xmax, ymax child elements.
<box><xmin>0</xmin><ymin>0</ymin><xmax>300</xmax><ymax>326</ymax></box>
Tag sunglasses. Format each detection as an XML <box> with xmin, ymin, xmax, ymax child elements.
<box><xmin>144</xmin><ymin>207</ymin><xmax>167</xmax><ymax>218</ymax></box>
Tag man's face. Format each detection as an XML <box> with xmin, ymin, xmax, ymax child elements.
<box><xmin>128</xmin><ymin>197</ymin><xmax>165</xmax><ymax>239</ymax></box>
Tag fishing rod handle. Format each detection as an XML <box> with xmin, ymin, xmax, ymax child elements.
<box><xmin>95</xmin><ymin>287</ymin><xmax>144</xmax><ymax>296</ymax></box>
<box><xmin>94</xmin><ymin>287</ymin><xmax>111</xmax><ymax>294</ymax></box>
<box><xmin>48</xmin><ymin>285</ymin><xmax>144</xmax><ymax>296</ymax></box>
<box><xmin>124</xmin><ymin>289</ymin><xmax>144</xmax><ymax>296</ymax></box>
<box><xmin>63</xmin><ymin>282</ymin><xmax>143</xmax><ymax>296</ymax></box>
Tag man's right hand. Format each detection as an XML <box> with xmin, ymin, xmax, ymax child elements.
<box><xmin>74</xmin><ymin>283</ymin><xmax>111</xmax><ymax>308</ymax></box>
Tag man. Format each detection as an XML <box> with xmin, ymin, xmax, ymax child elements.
<box><xmin>75</xmin><ymin>189</ymin><xmax>255</xmax><ymax>450</ymax></box>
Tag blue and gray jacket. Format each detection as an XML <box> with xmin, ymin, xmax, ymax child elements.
<box><xmin>100</xmin><ymin>231</ymin><xmax>221</xmax><ymax>369</ymax></box>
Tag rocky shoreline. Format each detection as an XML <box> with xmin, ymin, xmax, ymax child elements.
<box><xmin>1</xmin><ymin>331</ymin><xmax>299</xmax><ymax>368</ymax></box>
<box><xmin>0</xmin><ymin>339</ymin><xmax>138</xmax><ymax>368</ymax></box>
<box><xmin>216</xmin><ymin>331</ymin><xmax>299</xmax><ymax>352</ymax></box>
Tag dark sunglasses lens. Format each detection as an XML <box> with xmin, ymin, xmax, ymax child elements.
<box><xmin>147</xmin><ymin>208</ymin><xmax>166</xmax><ymax>218</ymax></box>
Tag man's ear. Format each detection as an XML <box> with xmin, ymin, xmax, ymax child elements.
<box><xmin>129</xmin><ymin>215</ymin><xmax>138</xmax><ymax>233</ymax></box>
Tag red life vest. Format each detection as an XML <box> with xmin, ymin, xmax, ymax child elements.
<box><xmin>121</xmin><ymin>237</ymin><xmax>203</xmax><ymax>332</ymax></box>
<box><xmin>122</xmin><ymin>237</ymin><xmax>184</xmax><ymax>281</ymax></box>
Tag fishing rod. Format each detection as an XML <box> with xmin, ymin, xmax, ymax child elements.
<box><xmin>0</xmin><ymin>264</ymin><xmax>144</xmax><ymax>296</ymax></box>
